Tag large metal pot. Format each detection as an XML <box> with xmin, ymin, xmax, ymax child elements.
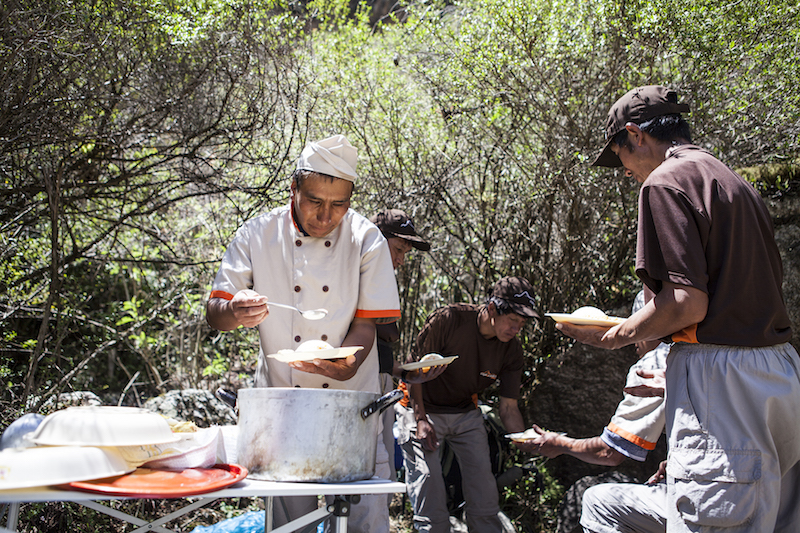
<box><xmin>237</xmin><ymin>387</ymin><xmax>402</xmax><ymax>483</ymax></box>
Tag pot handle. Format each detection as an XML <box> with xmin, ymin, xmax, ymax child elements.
<box><xmin>360</xmin><ymin>389</ymin><xmax>404</xmax><ymax>420</ymax></box>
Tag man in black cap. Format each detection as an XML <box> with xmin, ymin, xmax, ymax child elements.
<box><xmin>371</xmin><ymin>208</ymin><xmax>432</xmax><ymax>266</ymax></box>
<box><xmin>557</xmin><ymin>85</ymin><xmax>800</xmax><ymax>532</ymax></box>
<box><xmin>369</xmin><ymin>209</ymin><xmax>432</xmax><ymax>372</ymax></box>
<box><xmin>395</xmin><ymin>276</ymin><xmax>539</xmax><ymax>533</ymax></box>
<box><xmin>369</xmin><ymin>209</ymin><xmax>437</xmax><ymax>482</ymax></box>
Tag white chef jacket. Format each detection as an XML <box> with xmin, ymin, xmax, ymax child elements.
<box><xmin>210</xmin><ymin>204</ymin><xmax>401</xmax><ymax>393</ymax></box>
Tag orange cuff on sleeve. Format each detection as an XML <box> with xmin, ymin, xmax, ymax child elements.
<box><xmin>607</xmin><ymin>422</ymin><xmax>657</xmax><ymax>450</ymax></box>
<box><xmin>209</xmin><ymin>290</ymin><xmax>234</xmax><ymax>301</ymax></box>
<box><xmin>355</xmin><ymin>309</ymin><xmax>401</xmax><ymax>319</ymax></box>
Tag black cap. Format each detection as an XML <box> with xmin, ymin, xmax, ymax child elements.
<box><xmin>370</xmin><ymin>209</ymin><xmax>431</xmax><ymax>251</ymax></box>
<box><xmin>491</xmin><ymin>276</ymin><xmax>539</xmax><ymax>318</ymax></box>
<box><xmin>593</xmin><ymin>85</ymin><xmax>691</xmax><ymax>167</ymax></box>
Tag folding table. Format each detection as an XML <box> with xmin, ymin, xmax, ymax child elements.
<box><xmin>1</xmin><ymin>476</ymin><xmax>406</xmax><ymax>533</ymax></box>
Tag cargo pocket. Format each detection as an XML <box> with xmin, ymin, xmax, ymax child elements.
<box><xmin>668</xmin><ymin>448</ymin><xmax>761</xmax><ymax>528</ymax></box>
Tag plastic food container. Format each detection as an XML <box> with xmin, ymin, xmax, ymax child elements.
<box><xmin>141</xmin><ymin>427</ymin><xmax>226</xmax><ymax>470</ymax></box>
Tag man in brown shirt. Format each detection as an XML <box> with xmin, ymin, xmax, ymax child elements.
<box><xmin>395</xmin><ymin>276</ymin><xmax>539</xmax><ymax>533</ymax></box>
<box><xmin>559</xmin><ymin>85</ymin><xmax>800</xmax><ymax>532</ymax></box>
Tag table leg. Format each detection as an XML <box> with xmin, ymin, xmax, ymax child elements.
<box><xmin>331</xmin><ymin>515</ymin><xmax>348</xmax><ymax>533</ymax></box>
<box><xmin>259</xmin><ymin>494</ymin><xmax>359</xmax><ymax>533</ymax></box>
<box><xmin>5</xmin><ymin>503</ymin><xmax>19</xmax><ymax>532</ymax></box>
<box><xmin>328</xmin><ymin>495</ymin><xmax>357</xmax><ymax>533</ymax></box>
<box><xmin>264</xmin><ymin>497</ymin><xmax>273</xmax><ymax>532</ymax></box>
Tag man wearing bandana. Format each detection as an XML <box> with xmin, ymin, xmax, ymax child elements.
<box><xmin>395</xmin><ymin>276</ymin><xmax>540</xmax><ymax>533</ymax></box>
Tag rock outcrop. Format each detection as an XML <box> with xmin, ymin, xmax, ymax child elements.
<box><xmin>143</xmin><ymin>389</ymin><xmax>236</xmax><ymax>427</ymax></box>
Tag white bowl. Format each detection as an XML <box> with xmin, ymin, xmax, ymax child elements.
<box><xmin>573</xmin><ymin>306</ymin><xmax>608</xmax><ymax>319</ymax></box>
<box><xmin>0</xmin><ymin>446</ymin><xmax>134</xmax><ymax>490</ymax></box>
<box><xmin>297</xmin><ymin>340</ymin><xmax>334</xmax><ymax>351</ymax></box>
<box><xmin>30</xmin><ymin>406</ymin><xmax>180</xmax><ymax>447</ymax></box>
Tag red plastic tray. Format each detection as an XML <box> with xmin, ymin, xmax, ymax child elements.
<box><xmin>63</xmin><ymin>463</ymin><xmax>248</xmax><ymax>498</ymax></box>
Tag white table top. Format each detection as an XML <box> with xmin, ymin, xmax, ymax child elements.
<box><xmin>0</xmin><ymin>477</ymin><xmax>406</xmax><ymax>504</ymax></box>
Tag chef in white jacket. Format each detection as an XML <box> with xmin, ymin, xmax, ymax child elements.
<box><xmin>207</xmin><ymin>134</ymin><xmax>400</xmax><ymax>533</ymax></box>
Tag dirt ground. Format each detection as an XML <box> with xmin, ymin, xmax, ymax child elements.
<box><xmin>390</xmin><ymin>492</ymin><xmax>414</xmax><ymax>532</ymax></box>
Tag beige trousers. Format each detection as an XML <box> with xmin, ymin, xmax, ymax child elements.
<box><xmin>397</xmin><ymin>406</ymin><xmax>502</xmax><ymax>533</ymax></box>
<box><xmin>665</xmin><ymin>343</ymin><xmax>800</xmax><ymax>533</ymax></box>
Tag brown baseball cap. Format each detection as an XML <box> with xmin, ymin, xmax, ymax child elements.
<box><xmin>491</xmin><ymin>276</ymin><xmax>539</xmax><ymax>318</ymax></box>
<box><xmin>370</xmin><ymin>209</ymin><xmax>431</xmax><ymax>251</ymax></box>
<box><xmin>593</xmin><ymin>85</ymin><xmax>690</xmax><ymax>168</ymax></box>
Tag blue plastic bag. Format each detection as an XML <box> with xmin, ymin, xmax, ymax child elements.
<box><xmin>189</xmin><ymin>511</ymin><xmax>326</xmax><ymax>533</ymax></box>
<box><xmin>189</xmin><ymin>511</ymin><xmax>264</xmax><ymax>533</ymax></box>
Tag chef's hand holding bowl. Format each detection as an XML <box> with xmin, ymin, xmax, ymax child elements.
<box><xmin>288</xmin><ymin>319</ymin><xmax>375</xmax><ymax>382</ymax></box>
<box><xmin>289</xmin><ymin>353</ymin><xmax>361</xmax><ymax>381</ymax></box>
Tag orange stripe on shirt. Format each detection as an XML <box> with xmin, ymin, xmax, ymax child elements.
<box><xmin>671</xmin><ymin>324</ymin><xmax>698</xmax><ymax>343</ymax></box>
<box><xmin>607</xmin><ymin>422</ymin><xmax>657</xmax><ymax>450</ymax></box>
<box><xmin>209</xmin><ymin>290</ymin><xmax>234</xmax><ymax>301</ymax></box>
<box><xmin>356</xmin><ymin>309</ymin><xmax>401</xmax><ymax>319</ymax></box>
<box><xmin>398</xmin><ymin>380</ymin><xmax>410</xmax><ymax>408</ymax></box>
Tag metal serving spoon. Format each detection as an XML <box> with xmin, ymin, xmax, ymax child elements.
<box><xmin>268</xmin><ymin>302</ymin><xmax>328</xmax><ymax>320</ymax></box>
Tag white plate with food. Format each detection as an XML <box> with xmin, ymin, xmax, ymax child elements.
<box><xmin>505</xmin><ymin>428</ymin><xmax>540</xmax><ymax>442</ymax></box>
<box><xmin>545</xmin><ymin>306</ymin><xmax>626</xmax><ymax>327</ymax></box>
<box><xmin>266</xmin><ymin>340</ymin><xmax>363</xmax><ymax>363</ymax></box>
<box><xmin>505</xmin><ymin>429</ymin><xmax>565</xmax><ymax>442</ymax></box>
<box><xmin>399</xmin><ymin>354</ymin><xmax>459</xmax><ymax>371</ymax></box>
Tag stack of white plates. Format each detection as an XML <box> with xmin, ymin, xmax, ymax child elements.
<box><xmin>0</xmin><ymin>406</ymin><xmax>182</xmax><ymax>490</ymax></box>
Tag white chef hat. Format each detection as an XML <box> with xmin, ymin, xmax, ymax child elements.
<box><xmin>296</xmin><ymin>135</ymin><xmax>359</xmax><ymax>182</ymax></box>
